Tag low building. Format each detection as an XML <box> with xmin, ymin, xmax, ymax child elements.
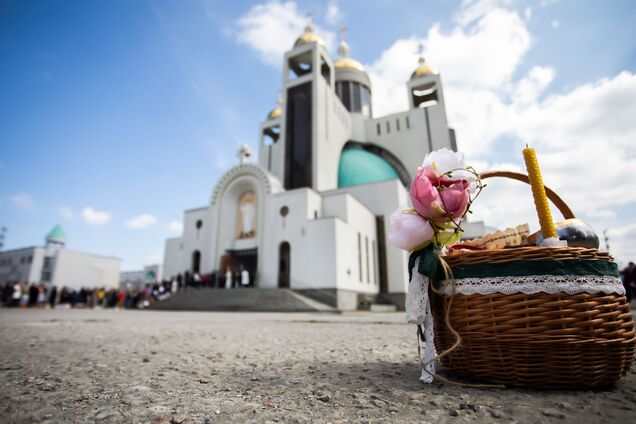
<box><xmin>0</xmin><ymin>225</ymin><xmax>121</xmax><ymax>290</ymax></box>
<box><xmin>120</xmin><ymin>264</ymin><xmax>162</xmax><ymax>289</ymax></box>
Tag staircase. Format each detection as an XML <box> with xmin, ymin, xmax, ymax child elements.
<box><xmin>148</xmin><ymin>288</ymin><xmax>337</xmax><ymax>313</ymax></box>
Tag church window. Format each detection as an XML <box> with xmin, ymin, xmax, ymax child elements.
<box><xmin>288</xmin><ymin>52</ymin><xmax>313</xmax><ymax>79</ymax></box>
<box><xmin>263</xmin><ymin>125</ymin><xmax>280</xmax><ymax>145</ymax></box>
<box><xmin>236</xmin><ymin>192</ymin><xmax>257</xmax><ymax>239</ymax></box>
<box><xmin>352</xmin><ymin>83</ymin><xmax>361</xmax><ymax>112</ymax></box>
<box><xmin>412</xmin><ymin>82</ymin><xmax>439</xmax><ymax>108</ymax></box>
<box><xmin>386</xmin><ymin>120</ymin><xmax>390</xmax><ymax>134</ymax></box>
<box><xmin>376</xmin><ymin>123</ymin><xmax>381</xmax><ymax>135</ymax></box>
<box><xmin>280</xmin><ymin>206</ymin><xmax>289</xmax><ymax>217</ymax></box>
<box><xmin>341</xmin><ymin>81</ymin><xmax>351</xmax><ymax>111</ymax></box>
<box><xmin>396</xmin><ymin>118</ymin><xmax>400</xmax><ymax>131</ymax></box>
<box><xmin>195</xmin><ymin>220</ymin><xmax>203</xmax><ymax>230</ymax></box>
<box><xmin>361</xmin><ymin>85</ymin><xmax>371</xmax><ymax>118</ymax></box>
<box><xmin>357</xmin><ymin>232</ymin><xmax>362</xmax><ymax>282</ymax></box>
<box><xmin>365</xmin><ymin>236</ymin><xmax>370</xmax><ymax>283</ymax></box>
<box><xmin>372</xmin><ymin>241</ymin><xmax>378</xmax><ymax>286</ymax></box>
<box><xmin>284</xmin><ymin>82</ymin><xmax>313</xmax><ymax>189</ymax></box>
<box><xmin>406</xmin><ymin>116</ymin><xmax>410</xmax><ymax>129</ymax></box>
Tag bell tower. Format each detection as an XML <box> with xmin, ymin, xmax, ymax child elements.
<box><xmin>406</xmin><ymin>44</ymin><xmax>455</xmax><ymax>152</ymax></box>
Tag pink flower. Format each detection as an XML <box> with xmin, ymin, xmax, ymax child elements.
<box><xmin>409</xmin><ymin>166</ymin><xmax>470</xmax><ymax>221</ymax></box>
<box><xmin>388</xmin><ymin>209</ymin><xmax>434</xmax><ymax>251</ymax></box>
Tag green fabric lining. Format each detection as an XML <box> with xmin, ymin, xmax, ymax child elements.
<box><xmin>436</xmin><ymin>258</ymin><xmax>619</xmax><ymax>280</ymax></box>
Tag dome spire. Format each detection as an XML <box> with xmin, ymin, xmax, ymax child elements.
<box><xmin>304</xmin><ymin>12</ymin><xmax>314</xmax><ymax>34</ymax></box>
<box><xmin>337</xmin><ymin>25</ymin><xmax>349</xmax><ymax>58</ymax></box>
<box><xmin>267</xmin><ymin>90</ymin><xmax>283</xmax><ymax>120</ymax></box>
<box><xmin>417</xmin><ymin>42</ymin><xmax>426</xmax><ymax>66</ymax></box>
<box><xmin>293</xmin><ymin>11</ymin><xmax>325</xmax><ymax>48</ymax></box>
<box><xmin>410</xmin><ymin>42</ymin><xmax>438</xmax><ymax>79</ymax></box>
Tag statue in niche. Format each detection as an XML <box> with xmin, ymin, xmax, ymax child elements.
<box><xmin>237</xmin><ymin>191</ymin><xmax>256</xmax><ymax>239</ymax></box>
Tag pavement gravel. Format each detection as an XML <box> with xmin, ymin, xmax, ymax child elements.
<box><xmin>0</xmin><ymin>309</ymin><xmax>635</xmax><ymax>423</ymax></box>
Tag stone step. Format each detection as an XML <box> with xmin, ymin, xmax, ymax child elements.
<box><xmin>148</xmin><ymin>288</ymin><xmax>337</xmax><ymax>312</ymax></box>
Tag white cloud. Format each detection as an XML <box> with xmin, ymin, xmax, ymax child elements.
<box><xmin>551</xmin><ymin>19</ymin><xmax>559</xmax><ymax>28</ymax></box>
<box><xmin>367</xmin><ymin>7</ymin><xmax>531</xmax><ymax>117</ymax></box>
<box><xmin>235</xmin><ymin>1</ymin><xmax>335</xmax><ymax>66</ymax></box>
<box><xmin>10</xmin><ymin>193</ymin><xmax>34</xmax><ymax>210</ymax></box>
<box><xmin>364</xmin><ymin>3</ymin><xmax>636</xmax><ymax>264</ymax></box>
<box><xmin>325</xmin><ymin>1</ymin><xmax>342</xmax><ymax>25</ymax></box>
<box><xmin>81</xmin><ymin>207</ymin><xmax>111</xmax><ymax>226</ymax></box>
<box><xmin>167</xmin><ymin>221</ymin><xmax>184</xmax><ymax>234</ymax></box>
<box><xmin>58</xmin><ymin>206</ymin><xmax>75</xmax><ymax>220</ymax></box>
<box><xmin>124</xmin><ymin>214</ymin><xmax>158</xmax><ymax>230</ymax></box>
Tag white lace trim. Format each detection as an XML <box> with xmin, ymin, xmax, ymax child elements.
<box><xmin>438</xmin><ymin>275</ymin><xmax>625</xmax><ymax>296</ymax></box>
<box><xmin>406</xmin><ymin>258</ymin><xmax>436</xmax><ymax>383</ymax></box>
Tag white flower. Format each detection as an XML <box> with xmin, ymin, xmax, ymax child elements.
<box><xmin>422</xmin><ymin>148</ymin><xmax>476</xmax><ymax>181</ymax></box>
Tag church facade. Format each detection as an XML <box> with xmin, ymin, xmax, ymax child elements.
<box><xmin>163</xmin><ymin>24</ymin><xmax>459</xmax><ymax>310</ymax></box>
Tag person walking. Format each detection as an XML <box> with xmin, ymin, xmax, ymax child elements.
<box><xmin>621</xmin><ymin>262</ymin><xmax>635</xmax><ymax>303</ymax></box>
<box><xmin>49</xmin><ymin>286</ymin><xmax>57</xmax><ymax>309</ymax></box>
<box><xmin>11</xmin><ymin>282</ymin><xmax>21</xmax><ymax>307</ymax></box>
<box><xmin>225</xmin><ymin>269</ymin><xmax>232</xmax><ymax>289</ymax></box>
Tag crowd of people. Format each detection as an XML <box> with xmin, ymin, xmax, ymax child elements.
<box><xmin>0</xmin><ymin>268</ymin><xmax>253</xmax><ymax>310</ymax></box>
<box><xmin>0</xmin><ymin>281</ymin><xmax>173</xmax><ymax>309</ymax></box>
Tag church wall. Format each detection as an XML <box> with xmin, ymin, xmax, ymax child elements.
<box><xmin>331</xmin><ymin>200</ymin><xmax>378</xmax><ymax>294</ymax></box>
<box><xmin>327</xmin><ymin>179</ymin><xmax>411</xmax><ymax>296</ymax></box>
<box><xmin>314</xmin><ymin>75</ymin><xmax>351</xmax><ymax>192</ymax></box>
<box><xmin>363</xmin><ymin>109</ymin><xmax>433</xmax><ymax>183</ymax></box>
<box><xmin>259</xmin><ymin>188</ymin><xmax>325</xmax><ymax>288</ymax></box>
<box><xmin>427</xmin><ymin>105</ymin><xmax>453</xmax><ymax>151</ymax></box>
<box><xmin>180</xmin><ymin>207</ymin><xmax>210</xmax><ymax>274</ymax></box>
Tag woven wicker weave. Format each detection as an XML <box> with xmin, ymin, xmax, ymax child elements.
<box><xmin>429</xmin><ymin>171</ymin><xmax>636</xmax><ymax>389</ymax></box>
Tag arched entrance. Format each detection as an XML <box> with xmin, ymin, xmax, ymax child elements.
<box><xmin>278</xmin><ymin>242</ymin><xmax>290</xmax><ymax>288</ymax></box>
<box><xmin>191</xmin><ymin>250</ymin><xmax>201</xmax><ymax>274</ymax></box>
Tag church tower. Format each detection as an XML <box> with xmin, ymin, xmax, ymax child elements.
<box><xmin>259</xmin><ymin>15</ymin><xmax>351</xmax><ymax>192</ymax></box>
<box><xmin>406</xmin><ymin>45</ymin><xmax>456</xmax><ymax>151</ymax></box>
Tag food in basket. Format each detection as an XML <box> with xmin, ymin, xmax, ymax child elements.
<box><xmin>528</xmin><ymin>218</ymin><xmax>600</xmax><ymax>248</ymax></box>
<box><xmin>462</xmin><ymin>224</ymin><xmax>530</xmax><ymax>249</ymax></box>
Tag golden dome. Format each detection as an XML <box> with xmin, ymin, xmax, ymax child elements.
<box><xmin>411</xmin><ymin>55</ymin><xmax>438</xmax><ymax>79</ymax></box>
<box><xmin>267</xmin><ymin>106</ymin><xmax>282</xmax><ymax>120</ymax></box>
<box><xmin>294</xmin><ymin>31</ymin><xmax>325</xmax><ymax>48</ymax></box>
<box><xmin>334</xmin><ymin>57</ymin><xmax>365</xmax><ymax>72</ymax></box>
<box><xmin>411</xmin><ymin>64</ymin><xmax>438</xmax><ymax>78</ymax></box>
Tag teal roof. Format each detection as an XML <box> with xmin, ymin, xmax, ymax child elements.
<box><xmin>338</xmin><ymin>145</ymin><xmax>400</xmax><ymax>188</ymax></box>
<box><xmin>46</xmin><ymin>224</ymin><xmax>66</xmax><ymax>244</ymax></box>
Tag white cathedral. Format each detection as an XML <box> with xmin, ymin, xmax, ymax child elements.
<box><xmin>162</xmin><ymin>23</ymin><xmax>469</xmax><ymax>310</ymax></box>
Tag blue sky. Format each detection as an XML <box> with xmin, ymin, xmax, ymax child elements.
<box><xmin>1</xmin><ymin>0</ymin><xmax>635</xmax><ymax>269</ymax></box>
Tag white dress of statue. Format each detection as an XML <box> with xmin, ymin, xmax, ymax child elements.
<box><xmin>240</xmin><ymin>202</ymin><xmax>255</xmax><ymax>237</ymax></box>
<box><xmin>241</xmin><ymin>269</ymin><xmax>249</xmax><ymax>286</ymax></box>
<box><xmin>225</xmin><ymin>270</ymin><xmax>233</xmax><ymax>289</ymax></box>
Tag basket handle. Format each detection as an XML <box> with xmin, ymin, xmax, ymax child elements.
<box><xmin>479</xmin><ymin>170</ymin><xmax>575</xmax><ymax>220</ymax></box>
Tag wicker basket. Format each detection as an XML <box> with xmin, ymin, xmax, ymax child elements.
<box><xmin>429</xmin><ymin>171</ymin><xmax>636</xmax><ymax>389</ymax></box>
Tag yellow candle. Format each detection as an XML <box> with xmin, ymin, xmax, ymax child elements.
<box><xmin>522</xmin><ymin>147</ymin><xmax>557</xmax><ymax>239</ymax></box>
